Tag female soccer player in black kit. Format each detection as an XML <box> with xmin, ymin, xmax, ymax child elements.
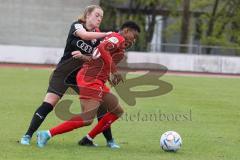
<box><xmin>20</xmin><ymin>5</ymin><xmax>120</xmax><ymax>148</ymax></box>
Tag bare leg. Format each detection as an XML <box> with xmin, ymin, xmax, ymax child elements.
<box><xmin>43</xmin><ymin>93</ymin><xmax>61</xmax><ymax>106</ymax></box>
<box><xmin>102</xmin><ymin>93</ymin><xmax>124</xmax><ymax>117</ymax></box>
<box><xmin>84</xmin><ymin>93</ymin><xmax>124</xmax><ymax>140</ymax></box>
<box><xmin>79</xmin><ymin>99</ymin><xmax>100</xmax><ymax>125</ymax></box>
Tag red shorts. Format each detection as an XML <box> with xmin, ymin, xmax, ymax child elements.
<box><xmin>76</xmin><ymin>74</ymin><xmax>110</xmax><ymax>102</ymax></box>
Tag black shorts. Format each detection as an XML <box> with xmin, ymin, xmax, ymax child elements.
<box><xmin>47</xmin><ymin>58</ymin><xmax>84</xmax><ymax>97</ymax></box>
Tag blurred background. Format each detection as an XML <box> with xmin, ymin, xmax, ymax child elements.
<box><xmin>0</xmin><ymin>0</ymin><xmax>240</xmax><ymax>74</ymax></box>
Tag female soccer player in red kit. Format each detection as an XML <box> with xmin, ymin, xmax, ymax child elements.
<box><xmin>37</xmin><ymin>21</ymin><xmax>141</xmax><ymax>148</ymax></box>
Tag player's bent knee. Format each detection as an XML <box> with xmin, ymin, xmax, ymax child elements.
<box><xmin>112</xmin><ymin>105</ymin><xmax>124</xmax><ymax>117</ymax></box>
<box><xmin>83</xmin><ymin>119</ymin><xmax>94</xmax><ymax>126</ymax></box>
<box><xmin>118</xmin><ymin>106</ymin><xmax>124</xmax><ymax>117</ymax></box>
<box><xmin>44</xmin><ymin>93</ymin><xmax>61</xmax><ymax>106</ymax></box>
<box><xmin>83</xmin><ymin>116</ymin><xmax>94</xmax><ymax>126</ymax></box>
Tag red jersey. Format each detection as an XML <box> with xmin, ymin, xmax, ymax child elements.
<box><xmin>78</xmin><ymin>32</ymin><xmax>126</xmax><ymax>83</ymax></box>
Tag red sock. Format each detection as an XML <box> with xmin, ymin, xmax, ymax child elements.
<box><xmin>50</xmin><ymin>116</ymin><xmax>84</xmax><ymax>137</ymax></box>
<box><xmin>88</xmin><ymin>112</ymin><xmax>118</xmax><ymax>139</ymax></box>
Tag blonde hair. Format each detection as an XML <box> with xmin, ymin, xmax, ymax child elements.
<box><xmin>78</xmin><ymin>5</ymin><xmax>103</xmax><ymax>23</ymax></box>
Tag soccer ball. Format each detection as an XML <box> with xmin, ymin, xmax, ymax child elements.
<box><xmin>160</xmin><ymin>131</ymin><xmax>182</xmax><ymax>152</ymax></box>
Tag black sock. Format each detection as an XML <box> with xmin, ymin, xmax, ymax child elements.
<box><xmin>25</xmin><ymin>102</ymin><xmax>53</xmax><ymax>137</ymax></box>
<box><xmin>97</xmin><ymin>107</ymin><xmax>113</xmax><ymax>142</ymax></box>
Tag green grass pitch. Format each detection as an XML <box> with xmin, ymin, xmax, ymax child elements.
<box><xmin>0</xmin><ymin>67</ymin><xmax>239</xmax><ymax>160</ymax></box>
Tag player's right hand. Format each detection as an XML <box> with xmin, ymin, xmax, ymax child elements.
<box><xmin>106</xmin><ymin>31</ymin><xmax>113</xmax><ymax>36</ymax></box>
<box><xmin>109</xmin><ymin>72</ymin><xmax>124</xmax><ymax>86</ymax></box>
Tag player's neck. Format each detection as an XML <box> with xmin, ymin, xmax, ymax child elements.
<box><xmin>85</xmin><ymin>23</ymin><xmax>95</xmax><ymax>31</ymax></box>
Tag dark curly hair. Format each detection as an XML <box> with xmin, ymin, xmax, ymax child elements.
<box><xmin>120</xmin><ymin>21</ymin><xmax>141</xmax><ymax>33</ymax></box>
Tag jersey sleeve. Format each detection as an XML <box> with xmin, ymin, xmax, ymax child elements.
<box><xmin>97</xmin><ymin>41</ymin><xmax>117</xmax><ymax>73</ymax></box>
<box><xmin>97</xmin><ymin>35</ymin><xmax>124</xmax><ymax>73</ymax></box>
<box><xmin>72</xmin><ymin>23</ymin><xmax>86</xmax><ymax>36</ymax></box>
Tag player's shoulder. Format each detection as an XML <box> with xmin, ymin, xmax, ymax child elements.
<box><xmin>110</xmin><ymin>32</ymin><xmax>124</xmax><ymax>40</ymax></box>
<box><xmin>106</xmin><ymin>32</ymin><xmax>124</xmax><ymax>44</ymax></box>
<box><xmin>71</xmin><ymin>20</ymin><xmax>85</xmax><ymax>30</ymax></box>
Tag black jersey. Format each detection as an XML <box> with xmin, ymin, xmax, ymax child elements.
<box><xmin>50</xmin><ymin>21</ymin><xmax>101</xmax><ymax>89</ymax></box>
<box><xmin>59</xmin><ymin>21</ymin><xmax>100</xmax><ymax>63</ymax></box>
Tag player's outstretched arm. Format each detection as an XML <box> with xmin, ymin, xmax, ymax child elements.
<box><xmin>75</xmin><ymin>28</ymin><xmax>112</xmax><ymax>40</ymax></box>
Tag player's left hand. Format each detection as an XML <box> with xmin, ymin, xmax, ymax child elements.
<box><xmin>72</xmin><ymin>51</ymin><xmax>91</xmax><ymax>61</ymax></box>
